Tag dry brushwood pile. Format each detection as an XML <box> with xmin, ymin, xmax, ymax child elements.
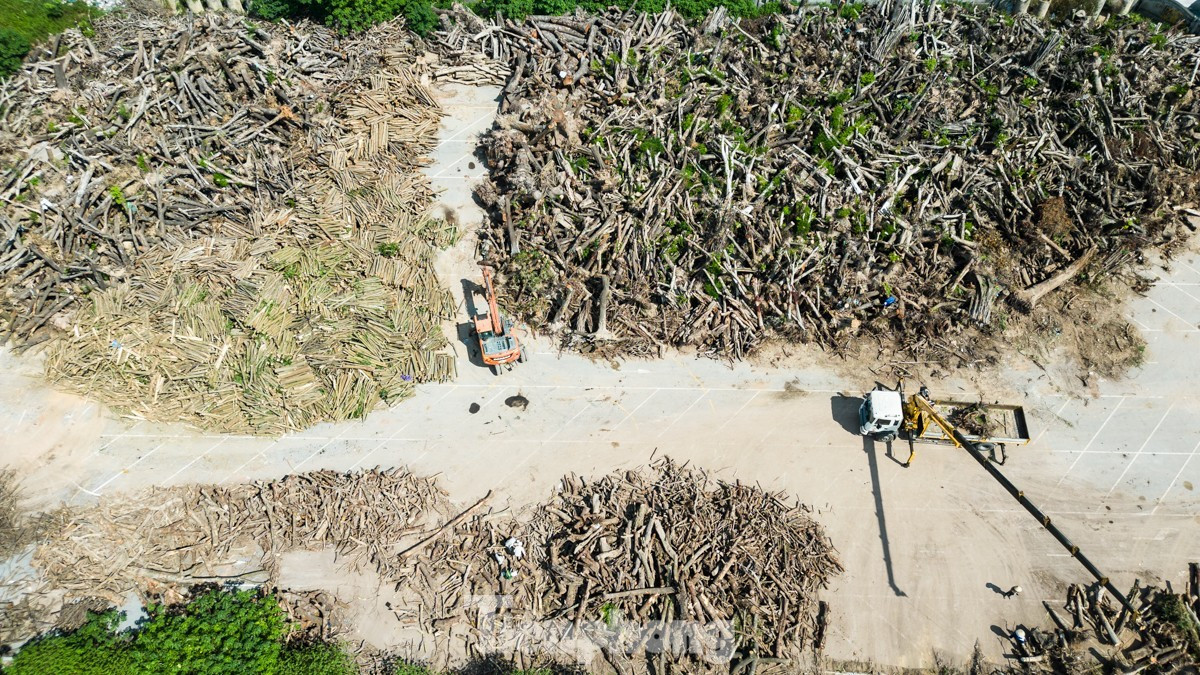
<box><xmin>1004</xmin><ymin>575</ymin><xmax>1200</xmax><ymax>673</ymax></box>
<box><xmin>458</xmin><ymin>3</ymin><xmax>1200</xmax><ymax>359</ymax></box>
<box><xmin>0</xmin><ymin>16</ymin><xmax>458</xmax><ymax>433</ymax></box>
<box><xmin>535</xmin><ymin>460</ymin><xmax>842</xmax><ymax>658</ymax></box>
<box><xmin>399</xmin><ymin>459</ymin><xmax>842</xmax><ymax>668</ymax></box>
<box><xmin>14</xmin><ymin>462</ymin><xmax>838</xmax><ymax>668</ymax></box>
<box><xmin>31</xmin><ymin>468</ymin><xmax>448</xmax><ymax>604</ymax></box>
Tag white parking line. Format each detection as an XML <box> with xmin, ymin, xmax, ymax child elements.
<box><xmin>1150</xmin><ymin>437</ymin><xmax>1200</xmax><ymax>515</ymax></box>
<box><xmin>717</xmin><ymin>390</ymin><xmax>761</xmax><ymax>431</ymax></box>
<box><xmin>547</xmin><ymin>402</ymin><xmax>592</xmax><ymax>441</ymax></box>
<box><xmin>1033</xmin><ymin>399</ymin><xmax>1071</xmax><ymax>444</ymax></box>
<box><xmin>610</xmin><ymin>391</ymin><xmax>658</xmax><ymax>431</ymax></box>
<box><xmin>85</xmin><ymin>442</ymin><xmax>166</xmax><ymax>495</ymax></box>
<box><xmin>1147</xmin><ymin>297</ymin><xmax>1197</xmax><ymax>330</ymax></box>
<box><xmin>290</xmin><ymin>426</ymin><xmax>353</xmax><ymax>473</ymax></box>
<box><xmin>220</xmin><ymin>436</ymin><xmax>286</xmax><ymax>484</ymax></box>
<box><xmin>348</xmin><ymin>421</ymin><xmax>415</xmax><ymax>471</ymax></box>
<box><xmin>1167</xmin><ymin>282</ymin><xmax>1200</xmax><ymax>306</ymax></box>
<box><xmin>1056</xmin><ymin>397</ymin><xmax>1124</xmax><ymax>487</ymax></box>
<box><xmin>656</xmin><ymin>390</ymin><xmax>709</xmax><ymax>439</ymax></box>
<box><xmin>1107</xmin><ymin>401</ymin><xmax>1175</xmax><ymax>496</ymax></box>
<box><xmin>162</xmin><ymin>438</ymin><xmax>227</xmax><ymax>484</ymax></box>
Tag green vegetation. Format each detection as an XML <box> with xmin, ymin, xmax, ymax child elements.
<box><xmin>249</xmin><ymin>0</ymin><xmax>437</xmax><ymax>37</ymax></box>
<box><xmin>1152</xmin><ymin>592</ymin><xmax>1200</xmax><ymax>654</ymax></box>
<box><xmin>474</xmin><ymin>0</ymin><xmax>780</xmax><ymax>22</ymax></box>
<box><xmin>6</xmin><ymin>586</ymin><xmax>355</xmax><ymax>675</ymax></box>
<box><xmin>0</xmin><ymin>0</ymin><xmax>98</xmax><ymax>78</ymax></box>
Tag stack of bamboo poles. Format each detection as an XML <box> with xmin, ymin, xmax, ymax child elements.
<box><xmin>40</xmin><ymin>55</ymin><xmax>458</xmax><ymax>434</ymax></box>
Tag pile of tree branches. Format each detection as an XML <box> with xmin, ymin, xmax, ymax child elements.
<box><xmin>461</xmin><ymin>2</ymin><xmax>1200</xmax><ymax>359</ymax></box>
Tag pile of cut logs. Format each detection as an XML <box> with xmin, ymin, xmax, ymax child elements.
<box><xmin>22</xmin><ymin>462</ymin><xmax>840</xmax><ymax>671</ymax></box>
<box><xmin>1017</xmin><ymin>572</ymin><xmax>1200</xmax><ymax>673</ymax></box>
<box><xmin>396</xmin><ymin>459</ymin><xmax>842</xmax><ymax>670</ymax></box>
<box><xmin>450</xmin><ymin>2</ymin><xmax>1200</xmax><ymax>358</ymax></box>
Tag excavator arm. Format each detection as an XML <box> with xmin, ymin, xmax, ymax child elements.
<box><xmin>902</xmin><ymin>390</ymin><xmax>1140</xmax><ymax>620</ymax></box>
<box><xmin>480</xmin><ymin>265</ymin><xmax>504</xmax><ymax>336</ymax></box>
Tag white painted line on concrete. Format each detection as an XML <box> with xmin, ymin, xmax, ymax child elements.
<box><xmin>1107</xmin><ymin>401</ymin><xmax>1174</xmax><ymax>496</ymax></box>
<box><xmin>86</xmin><ymin>442</ymin><xmax>166</xmax><ymax>495</ymax></box>
<box><xmin>609</xmin><ymin>391</ymin><xmax>658</xmax><ymax>431</ymax></box>
<box><xmin>717</xmin><ymin>390</ymin><xmax>761</xmax><ymax>431</ymax></box>
<box><xmin>289</xmin><ymin>425</ymin><xmax>353</xmax><ymax>473</ymax></box>
<box><xmin>432</xmin><ymin>111</ymin><xmax>494</xmax><ymax>149</ymax></box>
<box><xmin>1033</xmin><ymin>399</ymin><xmax>1071</xmax><ymax>444</ymax></box>
<box><xmin>547</xmin><ymin>402</ymin><xmax>592</xmax><ymax>441</ymax></box>
<box><xmin>1150</xmin><ymin>436</ymin><xmax>1200</xmax><ymax>515</ymax></box>
<box><xmin>480</xmin><ymin>387</ymin><xmax>513</xmax><ymax>410</ymax></box>
<box><xmin>1056</xmin><ymin>397</ymin><xmax>1124</xmax><ymax>487</ymax></box>
<box><xmin>1167</xmin><ymin>282</ymin><xmax>1200</xmax><ymax>306</ymax></box>
<box><xmin>93</xmin><ymin>420</ymin><xmax>145</xmax><ymax>454</ymax></box>
<box><xmin>656</xmin><ymin>390</ymin><xmax>709</xmax><ymax>439</ymax></box>
<box><xmin>3</xmin><ymin>408</ymin><xmax>28</xmax><ymax>433</ymax></box>
<box><xmin>163</xmin><ymin>438</ymin><xmax>227</xmax><ymax>484</ymax></box>
<box><xmin>220</xmin><ymin>436</ymin><xmax>286</xmax><ymax>485</ymax></box>
<box><xmin>348</xmin><ymin>421</ymin><xmax>415</xmax><ymax>471</ymax></box>
<box><xmin>1146</xmin><ymin>297</ymin><xmax>1197</xmax><ymax>330</ymax></box>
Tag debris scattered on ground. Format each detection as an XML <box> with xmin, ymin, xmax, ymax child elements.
<box><xmin>504</xmin><ymin>393</ymin><xmax>530</xmax><ymax>409</ymax></box>
<box><xmin>469</xmin><ymin>402</ymin><xmax>482</xmax><ymax>413</ymax></box>
<box><xmin>443</xmin><ymin>4</ymin><xmax>1199</xmax><ymax>362</ymax></box>
<box><xmin>0</xmin><ymin>15</ymin><xmax>459</xmax><ymax>433</ymax></box>
<box><xmin>0</xmin><ymin>469</ymin><xmax>42</xmax><ymax>559</ymax></box>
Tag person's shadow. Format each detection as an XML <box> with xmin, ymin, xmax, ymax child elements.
<box><xmin>986</xmin><ymin>582</ymin><xmax>1006</xmax><ymax>596</ymax></box>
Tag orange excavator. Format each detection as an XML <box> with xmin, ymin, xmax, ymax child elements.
<box><xmin>471</xmin><ymin>265</ymin><xmax>526</xmax><ymax>375</ymax></box>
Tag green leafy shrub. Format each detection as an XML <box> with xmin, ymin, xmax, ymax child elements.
<box><xmin>249</xmin><ymin>0</ymin><xmax>308</xmax><ymax>20</ymax></box>
<box><xmin>477</xmin><ymin>0</ymin><xmax>534</xmax><ymax>20</ymax></box>
<box><xmin>6</xmin><ymin>586</ymin><xmax>328</xmax><ymax>675</ymax></box>
<box><xmin>0</xmin><ymin>28</ymin><xmax>31</xmax><ymax>79</ymax></box>
<box><xmin>278</xmin><ymin>641</ymin><xmax>359</xmax><ymax>674</ymax></box>
<box><xmin>133</xmin><ymin>587</ymin><xmax>286</xmax><ymax>674</ymax></box>
<box><xmin>7</xmin><ymin>611</ymin><xmax>133</xmax><ymax>675</ymax></box>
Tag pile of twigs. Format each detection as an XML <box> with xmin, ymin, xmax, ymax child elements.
<box><xmin>1</xmin><ymin>15</ymin><xmax>459</xmax><ymax>432</ymax></box>
<box><xmin>395</xmin><ymin>459</ymin><xmax>842</xmax><ymax>669</ymax></box>
<box><xmin>31</xmin><ymin>468</ymin><xmax>448</xmax><ymax>603</ymax></box>
<box><xmin>453</xmin><ymin>2</ymin><xmax>1200</xmax><ymax>359</ymax></box>
<box><xmin>534</xmin><ymin>459</ymin><xmax>842</xmax><ymax>660</ymax></box>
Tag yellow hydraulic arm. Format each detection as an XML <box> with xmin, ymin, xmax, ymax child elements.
<box><xmin>902</xmin><ymin>393</ymin><xmax>962</xmax><ymax>466</ymax></box>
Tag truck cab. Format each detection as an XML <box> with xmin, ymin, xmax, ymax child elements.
<box><xmin>859</xmin><ymin>390</ymin><xmax>904</xmax><ymax>441</ymax></box>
